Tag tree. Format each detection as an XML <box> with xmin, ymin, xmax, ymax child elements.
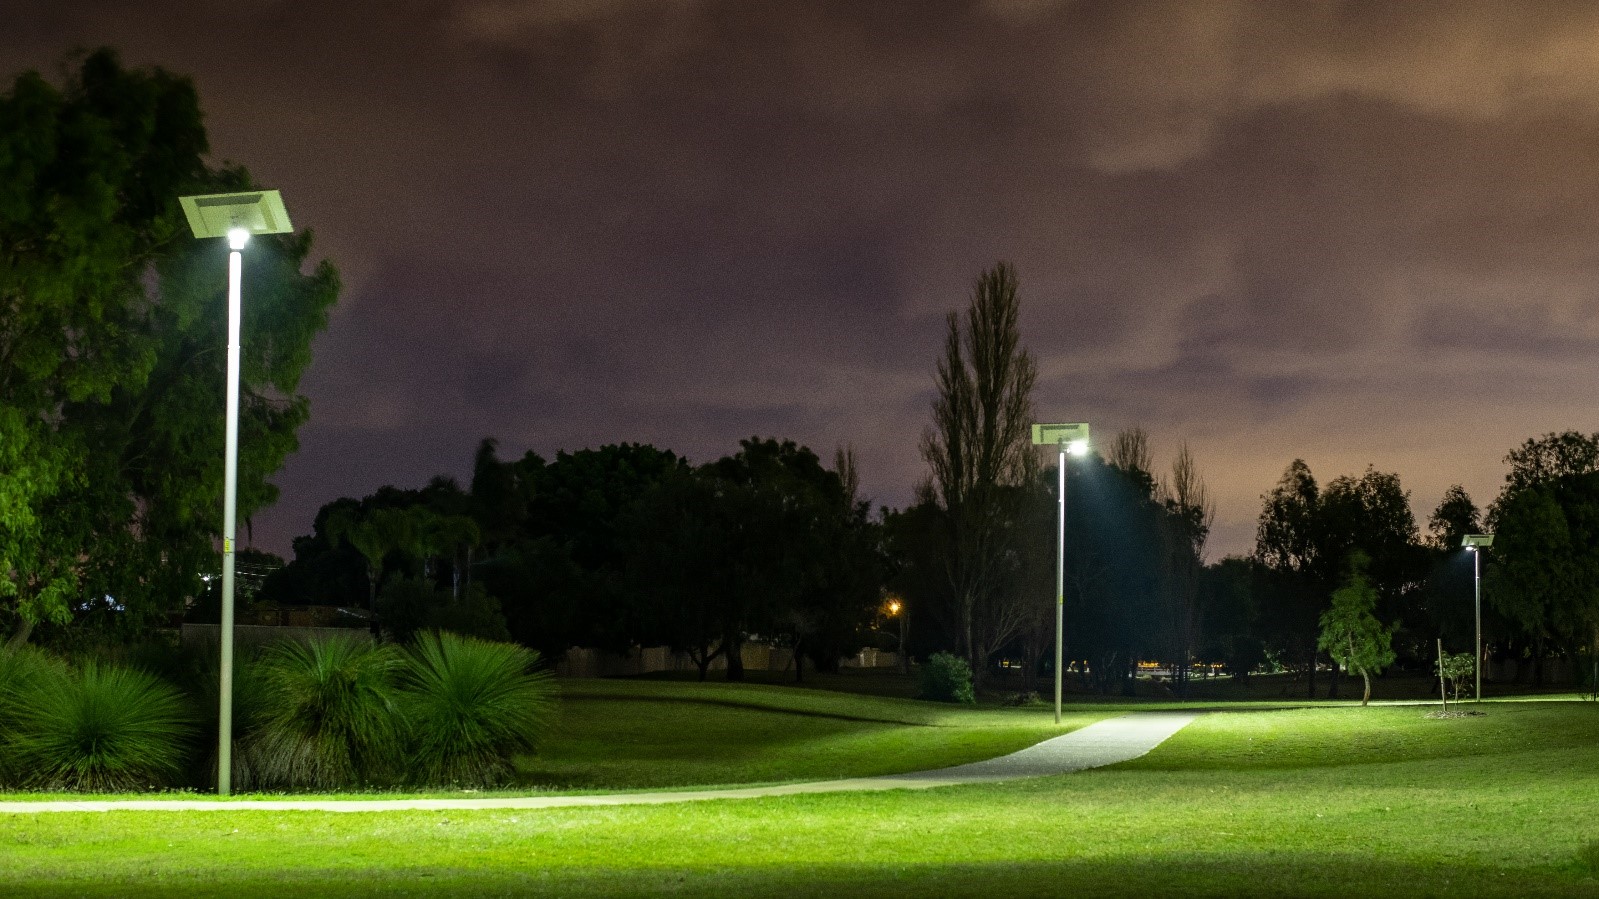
<box><xmin>325</xmin><ymin>506</ymin><xmax>417</xmax><ymax>620</ymax></box>
<box><xmin>1487</xmin><ymin>472</ymin><xmax>1599</xmax><ymax>683</ymax></box>
<box><xmin>1157</xmin><ymin>442</ymin><xmax>1215</xmax><ymax>697</ymax></box>
<box><xmin>1428</xmin><ymin>485</ymin><xmax>1480</xmax><ymax>549</ymax></box>
<box><xmin>920</xmin><ymin>262</ymin><xmax>1038</xmax><ymax>686</ymax></box>
<box><xmin>1318</xmin><ymin>554</ymin><xmax>1396</xmax><ymax>706</ymax></box>
<box><xmin>1486</xmin><ymin>433</ymin><xmax>1599</xmax><ymax>685</ymax></box>
<box><xmin>0</xmin><ymin>50</ymin><xmax>338</xmax><ymax>645</ymax></box>
<box><xmin>1255</xmin><ymin>460</ymin><xmax>1424</xmax><ymax>697</ymax></box>
<box><xmin>1254</xmin><ymin>459</ymin><xmax>1327</xmax><ymax>698</ymax></box>
<box><xmin>1503</xmin><ymin>431</ymin><xmax>1599</xmax><ymax>492</ymax></box>
<box><xmin>1319</xmin><ymin>467</ymin><xmax>1425</xmax><ymax>607</ymax></box>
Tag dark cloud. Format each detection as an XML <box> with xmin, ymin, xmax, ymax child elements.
<box><xmin>8</xmin><ymin>0</ymin><xmax>1599</xmax><ymax>558</ymax></box>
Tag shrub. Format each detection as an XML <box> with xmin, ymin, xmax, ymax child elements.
<box><xmin>379</xmin><ymin>577</ymin><xmax>510</xmax><ymax>644</ymax></box>
<box><xmin>187</xmin><ymin>643</ymin><xmax>272</xmax><ymax>790</ymax></box>
<box><xmin>5</xmin><ymin>660</ymin><xmax>192</xmax><ymax>791</ymax></box>
<box><xmin>0</xmin><ymin>646</ymin><xmax>68</xmax><ymax>787</ymax></box>
<box><xmin>919</xmin><ymin>651</ymin><xmax>976</xmax><ymax>704</ymax></box>
<box><xmin>244</xmin><ymin>635</ymin><xmax>404</xmax><ymax>790</ymax></box>
<box><xmin>400</xmin><ymin>631</ymin><xmax>557</xmax><ymax>787</ymax></box>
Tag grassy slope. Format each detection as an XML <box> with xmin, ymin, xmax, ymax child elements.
<box><xmin>518</xmin><ymin>678</ymin><xmax>1099</xmax><ymax>790</ymax></box>
<box><xmin>3</xmin><ymin>693</ymin><xmax>1599</xmax><ymax>896</ymax></box>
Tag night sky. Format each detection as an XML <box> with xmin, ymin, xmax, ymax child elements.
<box><xmin>9</xmin><ymin>1</ymin><xmax>1599</xmax><ymax>559</ymax></box>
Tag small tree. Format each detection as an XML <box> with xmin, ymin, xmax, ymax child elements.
<box><xmin>1439</xmin><ymin>650</ymin><xmax>1475</xmax><ymax>702</ymax></box>
<box><xmin>1318</xmin><ymin>553</ymin><xmax>1396</xmax><ymax>706</ymax></box>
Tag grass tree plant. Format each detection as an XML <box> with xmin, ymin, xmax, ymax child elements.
<box><xmin>245</xmin><ymin>634</ymin><xmax>405</xmax><ymax>789</ymax></box>
<box><xmin>4</xmin><ymin>659</ymin><xmax>192</xmax><ymax>791</ymax></box>
<box><xmin>400</xmin><ymin>631</ymin><xmax>557</xmax><ymax>787</ymax></box>
<box><xmin>0</xmin><ymin>646</ymin><xmax>68</xmax><ymax>786</ymax></box>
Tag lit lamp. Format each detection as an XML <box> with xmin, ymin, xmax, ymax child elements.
<box><xmin>1032</xmin><ymin>422</ymin><xmax>1090</xmax><ymax>725</ymax></box>
<box><xmin>884</xmin><ymin>596</ymin><xmax>908</xmax><ymax>674</ymax></box>
<box><xmin>178</xmin><ymin>190</ymin><xmax>293</xmax><ymax>796</ymax></box>
<box><xmin>1461</xmin><ymin>533</ymin><xmax>1494</xmax><ymax>703</ymax></box>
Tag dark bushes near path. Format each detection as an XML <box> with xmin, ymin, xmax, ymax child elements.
<box><xmin>1</xmin><ymin>632</ymin><xmax>560</xmax><ymax>793</ymax></box>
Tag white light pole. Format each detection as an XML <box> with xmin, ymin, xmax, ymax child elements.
<box><xmin>178</xmin><ymin>190</ymin><xmax>293</xmax><ymax>796</ymax></box>
<box><xmin>1462</xmin><ymin>533</ymin><xmax>1494</xmax><ymax>703</ymax></box>
<box><xmin>1032</xmin><ymin>422</ymin><xmax>1090</xmax><ymax>725</ymax></box>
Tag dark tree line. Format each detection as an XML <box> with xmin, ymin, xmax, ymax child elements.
<box><xmin>263</xmin><ymin>438</ymin><xmax>885</xmax><ymax>682</ymax></box>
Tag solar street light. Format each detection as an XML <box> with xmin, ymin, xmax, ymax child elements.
<box><xmin>1032</xmin><ymin>422</ymin><xmax>1091</xmax><ymax>725</ymax></box>
<box><xmin>178</xmin><ymin>190</ymin><xmax>294</xmax><ymax>796</ymax></box>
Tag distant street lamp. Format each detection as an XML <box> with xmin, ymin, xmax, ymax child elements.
<box><xmin>1461</xmin><ymin>533</ymin><xmax>1494</xmax><ymax>703</ymax></box>
<box><xmin>1032</xmin><ymin>422</ymin><xmax>1090</xmax><ymax>725</ymax></box>
<box><xmin>178</xmin><ymin>190</ymin><xmax>293</xmax><ymax>797</ymax></box>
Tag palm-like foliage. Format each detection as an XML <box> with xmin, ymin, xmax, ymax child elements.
<box><xmin>0</xmin><ymin>646</ymin><xmax>68</xmax><ymax>786</ymax></box>
<box><xmin>400</xmin><ymin>631</ymin><xmax>557</xmax><ymax>787</ymax></box>
<box><xmin>188</xmin><ymin>644</ymin><xmax>272</xmax><ymax>790</ymax></box>
<box><xmin>5</xmin><ymin>660</ymin><xmax>192</xmax><ymax>791</ymax></box>
<box><xmin>245</xmin><ymin>635</ymin><xmax>404</xmax><ymax>789</ymax></box>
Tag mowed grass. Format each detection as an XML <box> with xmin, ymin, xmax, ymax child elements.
<box><xmin>3</xmin><ymin>694</ymin><xmax>1599</xmax><ymax>896</ymax></box>
<box><xmin>518</xmin><ymin>678</ymin><xmax>1093</xmax><ymax>790</ymax></box>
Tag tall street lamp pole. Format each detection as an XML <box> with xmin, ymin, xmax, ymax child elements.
<box><xmin>1462</xmin><ymin>534</ymin><xmax>1494</xmax><ymax>703</ymax></box>
<box><xmin>1033</xmin><ymin>423</ymin><xmax>1090</xmax><ymax>725</ymax></box>
<box><xmin>178</xmin><ymin>190</ymin><xmax>293</xmax><ymax>796</ymax></box>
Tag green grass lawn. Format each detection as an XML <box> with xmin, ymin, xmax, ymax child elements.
<box><xmin>3</xmin><ymin>685</ymin><xmax>1598</xmax><ymax>896</ymax></box>
<box><xmin>517</xmin><ymin>678</ymin><xmax>1096</xmax><ymax>790</ymax></box>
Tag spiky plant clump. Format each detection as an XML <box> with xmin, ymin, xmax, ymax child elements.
<box><xmin>245</xmin><ymin>635</ymin><xmax>404</xmax><ymax>790</ymax></box>
<box><xmin>400</xmin><ymin>631</ymin><xmax>557</xmax><ymax>787</ymax></box>
<box><xmin>5</xmin><ymin>660</ymin><xmax>192</xmax><ymax>791</ymax></box>
<box><xmin>0</xmin><ymin>646</ymin><xmax>69</xmax><ymax>787</ymax></box>
<box><xmin>188</xmin><ymin>645</ymin><xmax>272</xmax><ymax>791</ymax></box>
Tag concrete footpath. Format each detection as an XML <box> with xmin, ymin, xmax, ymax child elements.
<box><xmin>0</xmin><ymin>711</ymin><xmax>1199</xmax><ymax>814</ymax></box>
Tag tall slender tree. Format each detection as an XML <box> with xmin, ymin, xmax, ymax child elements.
<box><xmin>921</xmin><ymin>262</ymin><xmax>1038</xmax><ymax>686</ymax></box>
<box><xmin>1159</xmin><ymin>442</ymin><xmax>1215</xmax><ymax>697</ymax></box>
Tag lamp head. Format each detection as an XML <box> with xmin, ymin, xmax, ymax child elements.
<box><xmin>227</xmin><ymin>228</ymin><xmax>250</xmax><ymax>250</ymax></box>
<box><xmin>1461</xmin><ymin>534</ymin><xmax>1494</xmax><ymax>550</ymax></box>
<box><xmin>1032</xmin><ymin>422</ymin><xmax>1091</xmax><ymax>449</ymax></box>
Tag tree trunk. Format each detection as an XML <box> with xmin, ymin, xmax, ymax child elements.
<box><xmin>1306</xmin><ymin>643</ymin><xmax>1318</xmax><ymax>700</ymax></box>
<box><xmin>724</xmin><ymin>630</ymin><xmax>745</xmax><ymax>681</ymax></box>
<box><xmin>367</xmin><ymin>563</ymin><xmax>382</xmax><ymax>640</ymax></box>
<box><xmin>1360</xmin><ymin>667</ymin><xmax>1371</xmax><ymax>706</ymax></box>
<box><xmin>793</xmin><ymin>639</ymin><xmax>804</xmax><ymax>684</ymax></box>
<box><xmin>1327</xmin><ymin>659</ymin><xmax>1341</xmax><ymax>700</ymax></box>
<box><xmin>6</xmin><ymin>619</ymin><xmax>32</xmax><ymax>649</ymax></box>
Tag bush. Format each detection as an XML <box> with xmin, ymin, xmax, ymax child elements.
<box><xmin>0</xmin><ymin>646</ymin><xmax>69</xmax><ymax>787</ymax></box>
<box><xmin>400</xmin><ymin>631</ymin><xmax>557</xmax><ymax>787</ymax></box>
<box><xmin>4</xmin><ymin>660</ymin><xmax>192</xmax><ymax>791</ymax></box>
<box><xmin>379</xmin><ymin>577</ymin><xmax>510</xmax><ymax>644</ymax></box>
<box><xmin>244</xmin><ymin>635</ymin><xmax>404</xmax><ymax>789</ymax></box>
<box><xmin>919</xmin><ymin>651</ymin><xmax>975</xmax><ymax>704</ymax></box>
<box><xmin>186</xmin><ymin>642</ymin><xmax>272</xmax><ymax>790</ymax></box>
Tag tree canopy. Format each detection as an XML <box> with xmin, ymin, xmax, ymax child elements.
<box><xmin>1</xmin><ymin>50</ymin><xmax>339</xmax><ymax>645</ymax></box>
